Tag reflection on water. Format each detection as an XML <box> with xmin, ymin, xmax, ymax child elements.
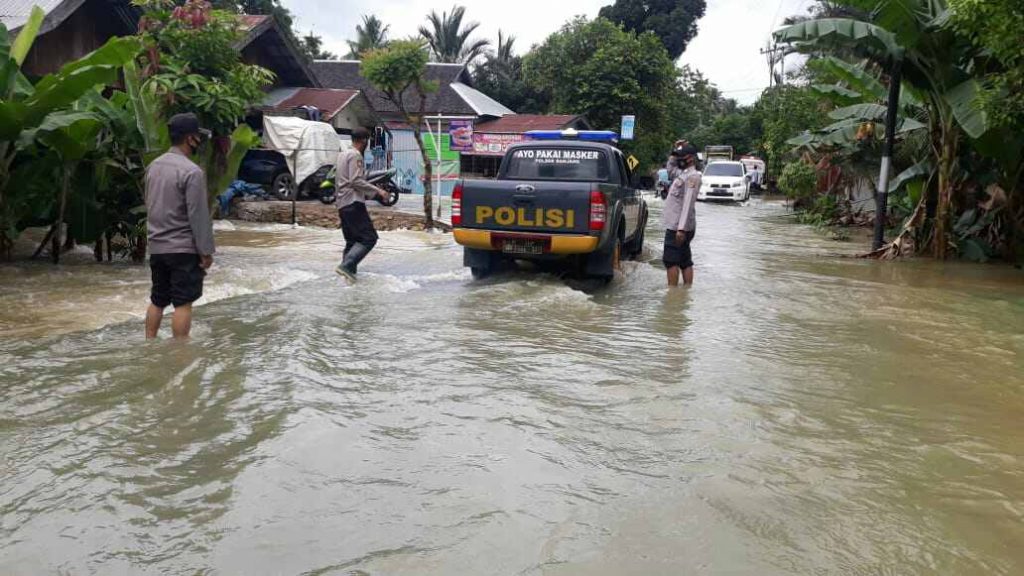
<box><xmin>1</xmin><ymin>198</ymin><xmax>1023</xmax><ymax>575</ymax></box>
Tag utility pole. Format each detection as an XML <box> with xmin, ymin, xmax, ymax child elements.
<box><xmin>874</xmin><ymin>63</ymin><xmax>903</xmax><ymax>251</ymax></box>
<box><xmin>760</xmin><ymin>44</ymin><xmax>786</xmax><ymax>89</ymax></box>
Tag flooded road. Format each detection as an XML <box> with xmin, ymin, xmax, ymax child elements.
<box><xmin>2</xmin><ymin>199</ymin><xmax>1023</xmax><ymax>575</ymax></box>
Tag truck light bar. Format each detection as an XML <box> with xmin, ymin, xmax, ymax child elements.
<box><xmin>525</xmin><ymin>129</ymin><xmax>619</xmax><ymax>142</ymax></box>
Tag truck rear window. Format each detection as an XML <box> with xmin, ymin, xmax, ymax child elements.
<box><xmin>504</xmin><ymin>148</ymin><xmax>609</xmax><ymax>181</ymax></box>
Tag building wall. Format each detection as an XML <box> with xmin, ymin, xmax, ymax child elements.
<box><xmin>22</xmin><ymin>0</ymin><xmax>127</xmax><ymax>77</ymax></box>
<box><xmin>390</xmin><ymin>129</ymin><xmax>460</xmax><ymax>196</ymax></box>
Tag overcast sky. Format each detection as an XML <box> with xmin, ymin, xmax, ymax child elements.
<box><xmin>287</xmin><ymin>0</ymin><xmax>813</xmax><ymax>105</ymax></box>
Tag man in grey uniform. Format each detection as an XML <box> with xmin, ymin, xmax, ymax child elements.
<box><xmin>143</xmin><ymin>113</ymin><xmax>215</xmax><ymax>339</ymax></box>
<box><xmin>335</xmin><ymin>127</ymin><xmax>389</xmax><ymax>280</ymax></box>
<box><xmin>662</xmin><ymin>144</ymin><xmax>701</xmax><ymax>287</ymax></box>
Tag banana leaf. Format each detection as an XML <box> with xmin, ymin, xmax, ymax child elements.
<box><xmin>944</xmin><ymin>79</ymin><xmax>989</xmax><ymax>140</ymax></box>
<box><xmin>10</xmin><ymin>7</ymin><xmax>44</xmax><ymax>66</ymax></box>
<box><xmin>810</xmin><ymin>56</ymin><xmax>886</xmax><ymax>101</ymax></box>
<box><xmin>123</xmin><ymin>60</ymin><xmax>166</xmax><ymax>155</ymax></box>
<box><xmin>887</xmin><ymin>158</ymin><xmax>932</xmax><ymax>193</ymax></box>
<box><xmin>24</xmin><ymin>37</ymin><xmax>142</xmax><ymax>125</ymax></box>
<box><xmin>811</xmin><ymin>84</ymin><xmax>864</xmax><ymax>107</ymax></box>
<box><xmin>774</xmin><ymin>18</ymin><xmax>905</xmax><ymax>65</ymax></box>
<box><xmin>829</xmin><ymin>103</ymin><xmax>888</xmax><ymax>121</ymax></box>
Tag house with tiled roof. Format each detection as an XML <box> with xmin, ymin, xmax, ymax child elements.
<box><xmin>1</xmin><ymin>1</ymin><xmax>317</xmax><ymax>86</ymax></box>
<box><xmin>311</xmin><ymin>59</ymin><xmax>529</xmax><ymax>194</ymax></box>
<box><xmin>311</xmin><ymin>60</ymin><xmax>513</xmax><ymax>124</ymax></box>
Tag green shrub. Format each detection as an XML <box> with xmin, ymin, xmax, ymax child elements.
<box><xmin>778</xmin><ymin>161</ymin><xmax>817</xmax><ymax>200</ymax></box>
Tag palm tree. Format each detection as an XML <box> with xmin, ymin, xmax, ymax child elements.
<box><xmin>495</xmin><ymin>30</ymin><xmax>516</xmax><ymax>66</ymax></box>
<box><xmin>418</xmin><ymin>5</ymin><xmax>490</xmax><ymax>64</ymax></box>
<box><xmin>346</xmin><ymin>15</ymin><xmax>390</xmax><ymax>59</ymax></box>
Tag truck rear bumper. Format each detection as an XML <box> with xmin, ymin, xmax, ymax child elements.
<box><xmin>453</xmin><ymin>229</ymin><xmax>599</xmax><ymax>255</ymax></box>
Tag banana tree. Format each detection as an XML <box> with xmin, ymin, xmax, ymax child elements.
<box><xmin>775</xmin><ymin>1</ymin><xmax>991</xmax><ymax>258</ymax></box>
<box><xmin>0</xmin><ymin>9</ymin><xmax>142</xmax><ymax>258</ymax></box>
<box><xmin>20</xmin><ymin>111</ymin><xmax>102</xmax><ymax>263</ymax></box>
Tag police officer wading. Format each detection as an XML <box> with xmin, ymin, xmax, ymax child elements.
<box><xmin>335</xmin><ymin>127</ymin><xmax>389</xmax><ymax>281</ymax></box>
<box><xmin>143</xmin><ymin>113</ymin><xmax>215</xmax><ymax>339</ymax></box>
<box><xmin>662</xmin><ymin>143</ymin><xmax>701</xmax><ymax>287</ymax></box>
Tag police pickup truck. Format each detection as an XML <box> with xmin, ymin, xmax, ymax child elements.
<box><xmin>452</xmin><ymin>130</ymin><xmax>649</xmax><ymax>281</ymax></box>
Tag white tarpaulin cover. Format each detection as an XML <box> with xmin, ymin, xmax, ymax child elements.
<box><xmin>262</xmin><ymin>116</ymin><xmax>343</xmax><ymax>185</ymax></box>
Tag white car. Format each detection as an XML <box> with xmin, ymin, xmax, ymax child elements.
<box><xmin>698</xmin><ymin>161</ymin><xmax>750</xmax><ymax>202</ymax></box>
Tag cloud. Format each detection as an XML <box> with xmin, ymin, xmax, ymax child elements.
<box><xmin>679</xmin><ymin>0</ymin><xmax>812</xmax><ymax>104</ymax></box>
<box><xmin>285</xmin><ymin>0</ymin><xmax>812</xmax><ymax>104</ymax></box>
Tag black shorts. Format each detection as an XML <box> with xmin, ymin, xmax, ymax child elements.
<box><xmin>150</xmin><ymin>253</ymin><xmax>205</xmax><ymax>308</ymax></box>
<box><xmin>339</xmin><ymin>202</ymin><xmax>379</xmax><ymax>247</ymax></box>
<box><xmin>663</xmin><ymin>229</ymin><xmax>695</xmax><ymax>269</ymax></box>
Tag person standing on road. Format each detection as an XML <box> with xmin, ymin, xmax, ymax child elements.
<box><xmin>144</xmin><ymin>113</ymin><xmax>215</xmax><ymax>339</ymax></box>
<box><xmin>662</xmin><ymin>144</ymin><xmax>701</xmax><ymax>287</ymax></box>
<box><xmin>335</xmin><ymin>127</ymin><xmax>390</xmax><ymax>281</ymax></box>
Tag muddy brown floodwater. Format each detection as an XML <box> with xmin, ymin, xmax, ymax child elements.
<box><xmin>1</xmin><ymin>198</ymin><xmax>1022</xmax><ymax>575</ymax></box>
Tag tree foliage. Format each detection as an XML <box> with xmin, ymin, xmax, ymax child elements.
<box><xmin>948</xmin><ymin>0</ymin><xmax>1024</xmax><ymax>129</ymax></box>
<box><xmin>1</xmin><ymin>9</ymin><xmax>143</xmax><ymax>259</ymax></box>
<box><xmin>773</xmin><ymin>0</ymin><xmax>1023</xmax><ymax>262</ymax></box>
<box><xmin>523</xmin><ymin>17</ymin><xmax>677</xmax><ymax>170</ymax></box>
<box><xmin>347</xmin><ymin>15</ymin><xmax>389</xmax><ymax>60</ymax></box>
<box><xmin>473</xmin><ymin>31</ymin><xmax>548</xmax><ymax>113</ymax></box>
<box><xmin>754</xmin><ymin>86</ymin><xmax>829</xmax><ymax>176</ymax></box>
<box><xmin>361</xmin><ymin>41</ymin><xmax>439</xmax><ymax>226</ymax></box>
<box><xmin>598</xmin><ymin>0</ymin><xmax>706</xmax><ymax>60</ymax></box>
<box><xmin>139</xmin><ymin>1</ymin><xmax>274</xmax><ymax>136</ymax></box>
<box><xmin>778</xmin><ymin>160</ymin><xmax>817</xmax><ymax>200</ymax></box>
<box><xmin>139</xmin><ymin>0</ymin><xmax>270</xmax><ymax>208</ymax></box>
<box><xmin>418</xmin><ymin>5</ymin><xmax>489</xmax><ymax>64</ymax></box>
<box><xmin>210</xmin><ymin>0</ymin><xmax>333</xmax><ymax>62</ymax></box>
<box><xmin>301</xmin><ymin>33</ymin><xmax>336</xmax><ymax>60</ymax></box>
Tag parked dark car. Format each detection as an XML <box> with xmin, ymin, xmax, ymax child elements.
<box><xmin>237</xmin><ymin>150</ymin><xmax>332</xmax><ymax>201</ymax></box>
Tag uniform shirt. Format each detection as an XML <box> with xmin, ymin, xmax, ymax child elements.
<box><xmin>662</xmin><ymin>159</ymin><xmax>701</xmax><ymax>232</ymax></box>
<box><xmin>335</xmin><ymin>147</ymin><xmax>382</xmax><ymax>209</ymax></box>
<box><xmin>144</xmin><ymin>148</ymin><xmax>215</xmax><ymax>255</ymax></box>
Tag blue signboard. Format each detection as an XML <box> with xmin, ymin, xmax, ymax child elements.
<box><xmin>620</xmin><ymin>115</ymin><xmax>636</xmax><ymax>140</ymax></box>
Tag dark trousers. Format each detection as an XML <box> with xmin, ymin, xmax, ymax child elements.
<box><xmin>339</xmin><ymin>202</ymin><xmax>379</xmax><ymax>274</ymax></box>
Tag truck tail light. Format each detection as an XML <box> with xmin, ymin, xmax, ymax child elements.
<box><xmin>452</xmin><ymin>183</ymin><xmax>463</xmax><ymax>226</ymax></box>
<box><xmin>589</xmin><ymin>190</ymin><xmax>607</xmax><ymax>231</ymax></box>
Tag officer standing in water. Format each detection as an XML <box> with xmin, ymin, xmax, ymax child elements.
<box><xmin>334</xmin><ymin>127</ymin><xmax>390</xmax><ymax>281</ymax></box>
<box><xmin>662</xmin><ymin>143</ymin><xmax>701</xmax><ymax>287</ymax></box>
<box><xmin>143</xmin><ymin>113</ymin><xmax>215</xmax><ymax>339</ymax></box>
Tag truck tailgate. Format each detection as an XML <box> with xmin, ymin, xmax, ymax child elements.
<box><xmin>460</xmin><ymin>180</ymin><xmax>593</xmax><ymax>234</ymax></box>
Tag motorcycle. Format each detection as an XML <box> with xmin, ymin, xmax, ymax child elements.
<box><xmin>318</xmin><ymin>167</ymin><xmax>402</xmax><ymax>207</ymax></box>
<box><xmin>656</xmin><ymin>180</ymin><xmax>670</xmax><ymax>200</ymax></box>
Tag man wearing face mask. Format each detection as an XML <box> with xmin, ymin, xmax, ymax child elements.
<box><xmin>334</xmin><ymin>127</ymin><xmax>390</xmax><ymax>281</ymax></box>
<box><xmin>143</xmin><ymin>113</ymin><xmax>215</xmax><ymax>339</ymax></box>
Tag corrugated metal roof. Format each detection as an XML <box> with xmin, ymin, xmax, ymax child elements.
<box><xmin>1</xmin><ymin>0</ymin><xmax>71</xmax><ymax>31</ymax></box>
<box><xmin>3</xmin><ymin>0</ymin><xmax>138</xmax><ymax>35</ymax></box>
<box><xmin>275</xmin><ymin>88</ymin><xmax>360</xmax><ymax>121</ymax></box>
<box><xmin>262</xmin><ymin>86</ymin><xmax>303</xmax><ymax>107</ymax></box>
<box><xmin>239</xmin><ymin>14</ymin><xmax>269</xmax><ymax>31</ymax></box>
<box><xmin>449</xmin><ymin>82</ymin><xmax>513</xmax><ymax>118</ymax></box>
<box><xmin>475</xmin><ymin>114</ymin><xmax>585</xmax><ymax>133</ymax></box>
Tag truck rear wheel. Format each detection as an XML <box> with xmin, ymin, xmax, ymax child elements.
<box><xmin>465</xmin><ymin>248</ymin><xmax>502</xmax><ymax>279</ymax></box>
<box><xmin>624</xmin><ymin>210</ymin><xmax>647</xmax><ymax>260</ymax></box>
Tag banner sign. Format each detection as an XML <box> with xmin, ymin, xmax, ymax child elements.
<box><xmin>511</xmin><ymin>148</ymin><xmax>601</xmax><ymax>165</ymax></box>
<box><xmin>471</xmin><ymin>133</ymin><xmax>527</xmax><ymax>156</ymax></box>
<box><xmin>620</xmin><ymin>115</ymin><xmax>636</xmax><ymax>140</ymax></box>
<box><xmin>448</xmin><ymin>120</ymin><xmax>474</xmax><ymax>152</ymax></box>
